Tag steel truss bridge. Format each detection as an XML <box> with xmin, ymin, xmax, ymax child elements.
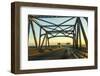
<box><xmin>28</xmin><ymin>15</ymin><xmax>88</xmax><ymax>50</ymax></box>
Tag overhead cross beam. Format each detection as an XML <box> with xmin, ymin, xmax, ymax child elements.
<box><xmin>29</xmin><ymin>15</ymin><xmax>73</xmax><ymax>18</ymax></box>
<box><xmin>51</xmin><ymin>17</ymin><xmax>75</xmax><ymax>31</ymax></box>
<box><xmin>35</xmin><ymin>17</ymin><xmax>75</xmax><ymax>39</ymax></box>
<box><xmin>50</xmin><ymin>26</ymin><xmax>73</xmax><ymax>37</ymax></box>
<box><xmin>35</xmin><ymin>18</ymin><xmax>68</xmax><ymax>36</ymax></box>
<box><xmin>41</xmin><ymin>25</ymin><xmax>74</xmax><ymax>27</ymax></box>
<box><xmin>49</xmin><ymin>35</ymin><xmax>73</xmax><ymax>39</ymax></box>
<box><xmin>35</xmin><ymin>17</ymin><xmax>75</xmax><ymax>32</ymax></box>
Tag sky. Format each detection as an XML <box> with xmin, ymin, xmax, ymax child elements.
<box><xmin>28</xmin><ymin>16</ymin><xmax>87</xmax><ymax>46</ymax></box>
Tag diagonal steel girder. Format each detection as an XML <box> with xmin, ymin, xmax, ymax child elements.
<box><xmin>31</xmin><ymin>19</ymin><xmax>54</xmax><ymax>37</ymax></box>
<box><xmin>51</xmin><ymin>17</ymin><xmax>75</xmax><ymax>31</ymax></box>
<box><xmin>35</xmin><ymin>17</ymin><xmax>75</xmax><ymax>31</ymax></box>
<box><xmin>77</xmin><ymin>17</ymin><xmax>88</xmax><ymax>48</ymax></box>
<box><xmin>35</xmin><ymin>18</ymin><xmax>74</xmax><ymax>37</ymax></box>
<box><xmin>29</xmin><ymin>20</ymin><xmax>38</xmax><ymax>48</ymax></box>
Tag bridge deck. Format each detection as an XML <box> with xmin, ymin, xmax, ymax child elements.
<box><xmin>28</xmin><ymin>47</ymin><xmax>88</xmax><ymax>60</ymax></box>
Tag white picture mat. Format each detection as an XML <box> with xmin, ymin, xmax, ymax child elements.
<box><xmin>20</xmin><ymin>6</ymin><xmax>95</xmax><ymax>70</ymax></box>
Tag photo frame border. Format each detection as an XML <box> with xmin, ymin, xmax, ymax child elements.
<box><xmin>11</xmin><ymin>2</ymin><xmax>98</xmax><ymax>74</ymax></box>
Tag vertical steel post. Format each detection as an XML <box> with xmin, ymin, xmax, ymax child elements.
<box><xmin>78</xmin><ymin>23</ymin><xmax>82</xmax><ymax>48</ymax></box>
<box><xmin>73</xmin><ymin>26</ymin><xmax>75</xmax><ymax>48</ymax></box>
<box><xmin>41</xmin><ymin>35</ymin><xmax>46</xmax><ymax>48</ymax></box>
<box><xmin>76</xmin><ymin>23</ymin><xmax>79</xmax><ymax>49</ymax></box>
<box><xmin>47</xmin><ymin>35</ymin><xmax>50</xmax><ymax>47</ymax></box>
<box><xmin>30</xmin><ymin>21</ymin><xmax>37</xmax><ymax>48</ymax></box>
<box><xmin>39</xmin><ymin>28</ymin><xmax>41</xmax><ymax>47</ymax></box>
<box><xmin>45</xmin><ymin>32</ymin><xmax>48</xmax><ymax>47</ymax></box>
<box><xmin>28</xmin><ymin>19</ymin><xmax>30</xmax><ymax>41</ymax></box>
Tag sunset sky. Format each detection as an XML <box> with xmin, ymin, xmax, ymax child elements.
<box><xmin>28</xmin><ymin>17</ymin><xmax>87</xmax><ymax>46</ymax></box>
